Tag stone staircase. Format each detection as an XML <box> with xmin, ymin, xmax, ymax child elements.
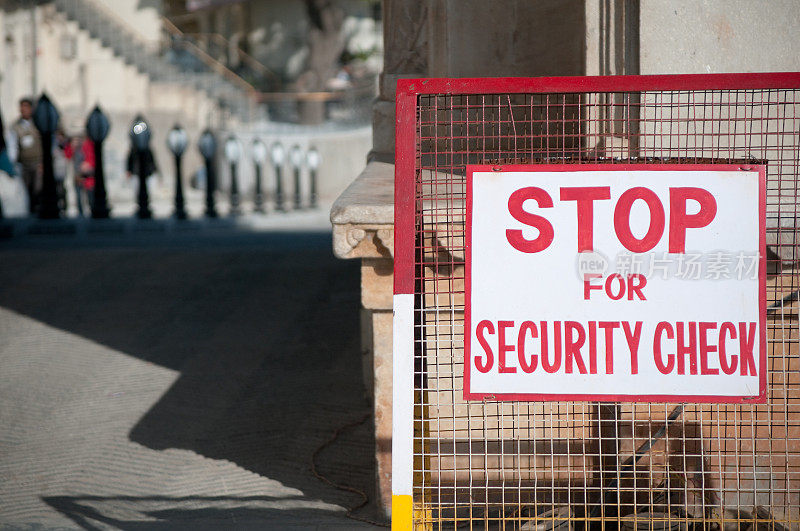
<box><xmin>52</xmin><ymin>0</ymin><xmax>255</xmax><ymax>120</ymax></box>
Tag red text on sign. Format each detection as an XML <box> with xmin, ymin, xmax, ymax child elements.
<box><xmin>474</xmin><ymin>319</ymin><xmax>757</xmax><ymax>377</ymax></box>
<box><xmin>506</xmin><ymin>186</ymin><xmax>717</xmax><ymax>253</ymax></box>
<box><xmin>583</xmin><ymin>273</ymin><xmax>647</xmax><ymax>300</ymax></box>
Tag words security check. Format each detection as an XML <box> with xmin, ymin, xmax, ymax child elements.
<box><xmin>464</xmin><ymin>164</ymin><xmax>766</xmax><ymax>403</ymax></box>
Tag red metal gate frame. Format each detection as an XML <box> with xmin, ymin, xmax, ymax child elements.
<box><xmin>395</xmin><ymin>73</ymin><xmax>800</xmax><ymax>299</ymax></box>
<box><xmin>391</xmin><ymin>72</ymin><xmax>800</xmax><ymax>530</ymax></box>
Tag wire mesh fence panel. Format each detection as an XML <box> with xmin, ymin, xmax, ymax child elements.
<box><xmin>396</xmin><ymin>76</ymin><xmax>800</xmax><ymax>530</ymax></box>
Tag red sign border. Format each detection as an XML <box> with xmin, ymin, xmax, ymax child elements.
<box><xmin>464</xmin><ymin>163</ymin><xmax>767</xmax><ymax>403</ymax></box>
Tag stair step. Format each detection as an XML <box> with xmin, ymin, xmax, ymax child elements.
<box><xmin>53</xmin><ymin>0</ymin><xmax>254</xmax><ymax>120</ymax></box>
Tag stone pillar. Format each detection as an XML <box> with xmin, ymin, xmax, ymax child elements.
<box><xmin>330</xmin><ymin>161</ymin><xmax>395</xmax><ymax>516</ymax></box>
<box><xmin>585</xmin><ymin>0</ymin><xmax>641</xmax><ymax>157</ymax></box>
<box><xmin>336</xmin><ymin>0</ymin><xmax>603</xmax><ymax>518</ymax></box>
<box><xmin>371</xmin><ymin>0</ymin><xmax>428</xmax><ymax>162</ymax></box>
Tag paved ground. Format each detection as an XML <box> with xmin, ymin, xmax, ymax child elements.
<box><xmin>0</xmin><ymin>217</ymin><xmax>384</xmax><ymax>529</ymax></box>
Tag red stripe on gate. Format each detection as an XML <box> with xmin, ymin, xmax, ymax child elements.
<box><xmin>397</xmin><ymin>72</ymin><xmax>800</xmax><ymax>96</ymax></box>
<box><xmin>394</xmin><ymin>91</ymin><xmax>417</xmax><ymax>296</ymax></box>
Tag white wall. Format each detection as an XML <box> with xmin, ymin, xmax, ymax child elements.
<box><xmin>103</xmin><ymin>0</ymin><xmax>163</xmax><ymax>45</ymax></box>
<box><xmin>640</xmin><ymin>0</ymin><xmax>800</xmax><ymax>74</ymax></box>
<box><xmin>0</xmin><ymin>7</ymin><xmax>38</xmax><ymax>114</ymax></box>
<box><xmin>1</xmin><ymin>4</ymin><xmax>218</xmax><ymax>125</ymax></box>
<box><xmin>36</xmin><ymin>9</ymin><xmax>150</xmax><ymax>116</ymax></box>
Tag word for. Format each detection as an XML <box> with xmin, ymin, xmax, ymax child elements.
<box><xmin>583</xmin><ymin>273</ymin><xmax>647</xmax><ymax>300</ymax></box>
<box><xmin>473</xmin><ymin>319</ymin><xmax>757</xmax><ymax>376</ymax></box>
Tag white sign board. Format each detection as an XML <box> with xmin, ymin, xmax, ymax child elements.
<box><xmin>465</xmin><ymin>164</ymin><xmax>766</xmax><ymax>403</ymax></box>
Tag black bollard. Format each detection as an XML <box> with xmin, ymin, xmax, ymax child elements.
<box><xmin>309</xmin><ymin>167</ymin><xmax>318</xmax><ymax>209</ymax></box>
<box><xmin>205</xmin><ymin>158</ymin><xmax>217</xmax><ymax>218</ymax></box>
<box><xmin>167</xmin><ymin>125</ymin><xmax>188</xmax><ymax>219</ymax></box>
<box><xmin>230</xmin><ymin>161</ymin><xmax>240</xmax><ymax>215</ymax></box>
<box><xmin>130</xmin><ymin>115</ymin><xmax>152</xmax><ymax>219</ymax></box>
<box><xmin>253</xmin><ymin>164</ymin><xmax>264</xmax><ymax>212</ymax></box>
<box><xmin>136</xmin><ymin>152</ymin><xmax>152</xmax><ymax>219</ymax></box>
<box><xmin>306</xmin><ymin>146</ymin><xmax>320</xmax><ymax>209</ymax></box>
<box><xmin>290</xmin><ymin>144</ymin><xmax>302</xmax><ymax>210</ymax></box>
<box><xmin>224</xmin><ymin>136</ymin><xmax>241</xmax><ymax>216</ymax></box>
<box><xmin>270</xmin><ymin>142</ymin><xmax>285</xmax><ymax>212</ymax></box>
<box><xmin>87</xmin><ymin>106</ymin><xmax>111</xmax><ymax>218</ymax></box>
<box><xmin>174</xmin><ymin>152</ymin><xmax>186</xmax><ymax>219</ymax></box>
<box><xmin>33</xmin><ymin>94</ymin><xmax>61</xmax><ymax>219</ymax></box>
<box><xmin>252</xmin><ymin>139</ymin><xmax>267</xmax><ymax>213</ymax></box>
<box><xmin>199</xmin><ymin>129</ymin><xmax>218</xmax><ymax>218</ymax></box>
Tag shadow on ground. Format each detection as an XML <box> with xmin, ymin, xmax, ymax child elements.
<box><xmin>42</xmin><ymin>495</ymin><xmax>368</xmax><ymax>530</ymax></box>
<box><xmin>0</xmin><ymin>230</ymin><xmax>382</xmax><ymax>526</ymax></box>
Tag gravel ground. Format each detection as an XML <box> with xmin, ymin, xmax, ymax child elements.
<box><xmin>0</xmin><ymin>226</ymin><xmax>384</xmax><ymax>529</ymax></box>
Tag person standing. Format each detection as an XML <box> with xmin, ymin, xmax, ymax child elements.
<box><xmin>53</xmin><ymin>128</ymin><xmax>69</xmax><ymax>213</ymax></box>
<box><xmin>10</xmin><ymin>98</ymin><xmax>43</xmax><ymax>214</ymax></box>
<box><xmin>0</xmin><ymin>107</ymin><xmax>15</xmax><ymax>177</ymax></box>
<box><xmin>64</xmin><ymin>135</ymin><xmax>95</xmax><ymax>217</ymax></box>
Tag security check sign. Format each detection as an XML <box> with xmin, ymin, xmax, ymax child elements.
<box><xmin>465</xmin><ymin>165</ymin><xmax>766</xmax><ymax>403</ymax></box>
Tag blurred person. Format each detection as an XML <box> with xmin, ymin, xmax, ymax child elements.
<box><xmin>0</xmin><ymin>105</ymin><xmax>30</xmax><ymax>217</ymax></box>
<box><xmin>10</xmin><ymin>98</ymin><xmax>43</xmax><ymax>214</ymax></box>
<box><xmin>53</xmin><ymin>128</ymin><xmax>69</xmax><ymax>213</ymax></box>
<box><xmin>65</xmin><ymin>135</ymin><xmax>95</xmax><ymax>217</ymax></box>
<box><xmin>0</xmin><ymin>108</ymin><xmax>15</xmax><ymax>177</ymax></box>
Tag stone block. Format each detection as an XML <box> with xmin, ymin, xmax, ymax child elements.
<box><xmin>332</xmin><ymin>224</ymin><xmax>393</xmax><ymax>260</ymax></box>
<box><xmin>640</xmin><ymin>0</ymin><xmax>800</xmax><ymax>75</ymax></box>
<box><xmin>371</xmin><ymin>309</ymin><xmax>394</xmax><ymax>517</ymax></box>
<box><xmin>329</xmin><ymin>161</ymin><xmax>394</xmax><ymax>227</ymax></box>
<box><xmin>360</xmin><ymin>308</ymin><xmax>374</xmax><ymax>402</ymax></box>
<box><xmin>361</xmin><ymin>258</ymin><xmax>393</xmax><ymax>310</ymax></box>
<box><xmin>430</xmin><ymin>0</ymin><xmax>585</xmax><ymax>78</ymax></box>
<box><xmin>372</xmin><ymin>100</ymin><xmax>396</xmax><ymax>158</ymax></box>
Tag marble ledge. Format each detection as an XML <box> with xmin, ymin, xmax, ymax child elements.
<box><xmin>329</xmin><ymin>161</ymin><xmax>798</xmax><ymax>262</ymax></box>
<box><xmin>330</xmin><ymin>161</ymin><xmax>395</xmax><ymax>260</ymax></box>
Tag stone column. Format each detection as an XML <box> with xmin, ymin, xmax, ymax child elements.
<box><xmin>371</xmin><ymin>0</ymin><xmax>428</xmax><ymax>163</ymax></box>
<box><xmin>585</xmin><ymin>0</ymin><xmax>641</xmax><ymax>157</ymax></box>
<box><xmin>331</xmin><ymin>0</ymin><xmax>429</xmax><ymax>516</ymax></box>
<box><xmin>330</xmin><ymin>161</ymin><xmax>395</xmax><ymax>516</ymax></box>
<box><xmin>336</xmin><ymin>0</ymin><xmax>600</xmax><ymax>518</ymax></box>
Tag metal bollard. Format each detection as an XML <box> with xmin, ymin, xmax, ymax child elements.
<box><xmin>270</xmin><ymin>142</ymin><xmax>286</xmax><ymax>212</ymax></box>
<box><xmin>33</xmin><ymin>94</ymin><xmax>61</xmax><ymax>219</ymax></box>
<box><xmin>289</xmin><ymin>144</ymin><xmax>303</xmax><ymax>209</ymax></box>
<box><xmin>198</xmin><ymin>129</ymin><xmax>218</xmax><ymax>218</ymax></box>
<box><xmin>129</xmin><ymin>115</ymin><xmax>152</xmax><ymax>219</ymax></box>
<box><xmin>252</xmin><ymin>138</ymin><xmax>267</xmax><ymax>213</ymax></box>
<box><xmin>167</xmin><ymin>125</ymin><xmax>188</xmax><ymax>220</ymax></box>
<box><xmin>224</xmin><ymin>135</ymin><xmax>242</xmax><ymax>216</ymax></box>
<box><xmin>86</xmin><ymin>106</ymin><xmax>111</xmax><ymax>218</ymax></box>
<box><xmin>306</xmin><ymin>146</ymin><xmax>320</xmax><ymax>209</ymax></box>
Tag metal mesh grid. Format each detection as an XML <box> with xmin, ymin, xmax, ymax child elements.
<box><xmin>411</xmin><ymin>89</ymin><xmax>800</xmax><ymax>529</ymax></box>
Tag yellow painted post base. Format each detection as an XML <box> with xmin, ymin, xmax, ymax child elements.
<box><xmin>391</xmin><ymin>495</ymin><xmax>412</xmax><ymax>530</ymax></box>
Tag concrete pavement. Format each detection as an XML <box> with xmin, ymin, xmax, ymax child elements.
<box><xmin>0</xmin><ymin>218</ymin><xmax>384</xmax><ymax>529</ymax></box>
